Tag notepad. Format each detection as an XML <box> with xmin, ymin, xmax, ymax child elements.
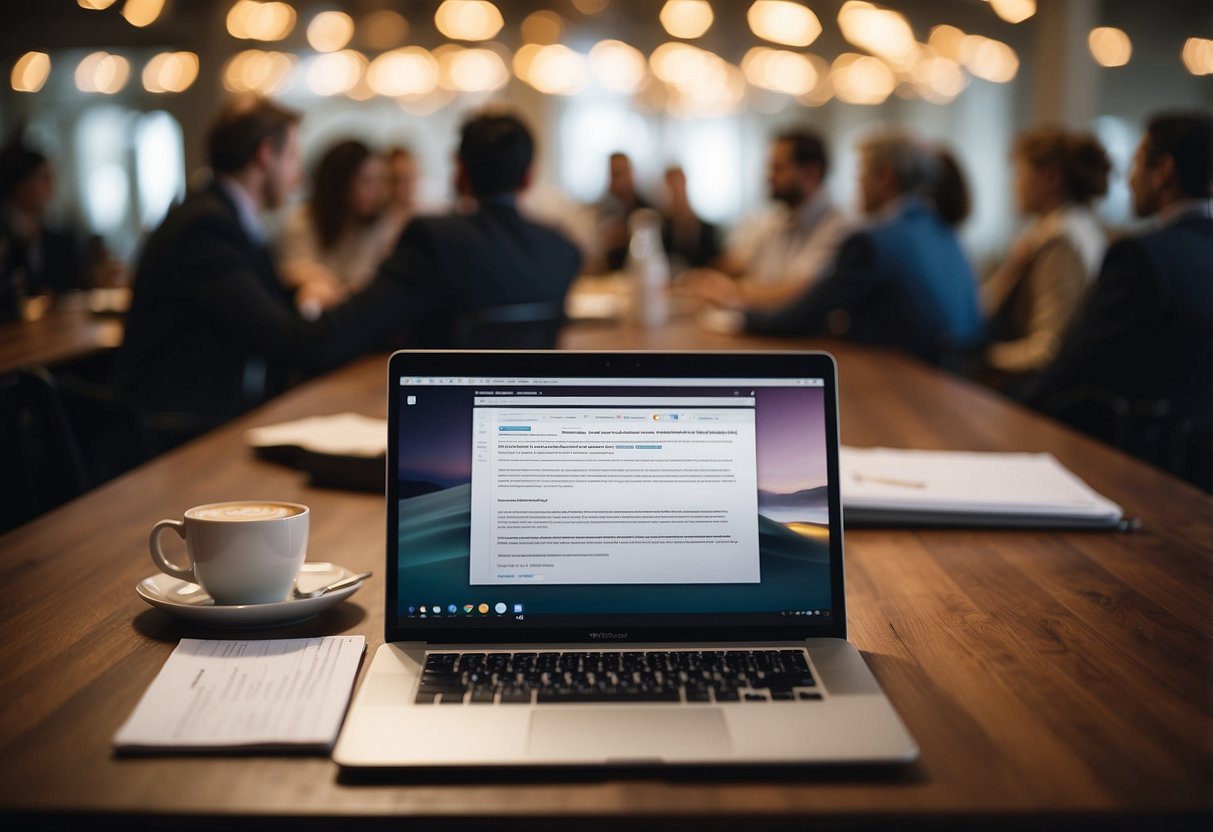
<box><xmin>114</xmin><ymin>636</ymin><xmax>365</xmax><ymax>752</ymax></box>
<box><xmin>839</xmin><ymin>447</ymin><xmax>1125</xmax><ymax>529</ymax></box>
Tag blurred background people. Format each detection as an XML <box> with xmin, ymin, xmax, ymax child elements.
<box><xmin>279</xmin><ymin>139</ymin><xmax>397</xmax><ymax>315</ymax></box>
<box><xmin>384</xmin><ymin>145</ymin><xmax>419</xmax><ymax>239</ymax></box>
<box><xmin>0</xmin><ymin>140</ymin><xmax>85</xmax><ymax>319</ymax></box>
<box><xmin>981</xmin><ymin>128</ymin><xmax>1111</xmax><ymax>387</ymax></box>
<box><xmin>1028</xmin><ymin>112</ymin><xmax>1212</xmax><ymax>486</ymax></box>
<box><xmin>689</xmin><ymin>128</ymin><xmax>850</xmax><ymax>312</ymax></box>
<box><xmin>742</xmin><ymin>129</ymin><xmax>984</xmax><ymax>365</ymax></box>
<box><xmin>595</xmin><ymin>151</ymin><xmax>650</xmax><ymax>272</ymax></box>
<box><xmin>116</xmin><ymin>96</ymin><xmax>415</xmax><ymax>443</ymax></box>
<box><xmin>374</xmin><ymin>110</ymin><xmax>581</xmax><ymax>349</ymax></box>
<box><xmin>931</xmin><ymin>147</ymin><xmax>973</xmax><ymax>230</ymax></box>
<box><xmin>660</xmin><ymin>165</ymin><xmax>720</xmax><ymax>273</ymax></box>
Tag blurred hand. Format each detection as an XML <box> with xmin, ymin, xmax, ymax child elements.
<box><xmin>295</xmin><ymin>278</ymin><xmax>348</xmax><ymax>320</ymax></box>
<box><xmin>682</xmin><ymin>268</ymin><xmax>743</xmax><ymax>309</ymax></box>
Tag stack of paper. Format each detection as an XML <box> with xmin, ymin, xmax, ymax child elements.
<box><xmin>114</xmin><ymin>636</ymin><xmax>365</xmax><ymax>752</ymax></box>
<box><xmin>839</xmin><ymin>447</ymin><xmax>1125</xmax><ymax>529</ymax></box>
<box><xmin>246</xmin><ymin>413</ymin><xmax>387</xmax><ymax>492</ymax></box>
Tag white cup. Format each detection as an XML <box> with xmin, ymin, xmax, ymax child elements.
<box><xmin>149</xmin><ymin>501</ymin><xmax>309</xmax><ymax>605</ymax></box>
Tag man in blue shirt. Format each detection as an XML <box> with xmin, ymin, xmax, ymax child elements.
<box><xmin>744</xmin><ymin>130</ymin><xmax>983</xmax><ymax>365</ymax></box>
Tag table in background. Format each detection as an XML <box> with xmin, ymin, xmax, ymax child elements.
<box><xmin>0</xmin><ymin>290</ymin><xmax>127</xmax><ymax>374</ymax></box>
<box><xmin>1</xmin><ymin>321</ymin><xmax>1210</xmax><ymax>830</ymax></box>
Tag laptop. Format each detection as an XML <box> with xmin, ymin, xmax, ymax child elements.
<box><xmin>334</xmin><ymin>350</ymin><xmax>918</xmax><ymax>768</ymax></box>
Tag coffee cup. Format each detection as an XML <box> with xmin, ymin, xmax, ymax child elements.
<box><xmin>149</xmin><ymin>501</ymin><xmax>309</xmax><ymax>605</ymax></box>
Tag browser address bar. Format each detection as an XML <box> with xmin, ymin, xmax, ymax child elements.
<box><xmin>473</xmin><ymin>396</ymin><xmax>755</xmax><ymax>406</ymax></box>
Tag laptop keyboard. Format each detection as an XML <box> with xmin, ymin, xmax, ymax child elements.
<box><xmin>415</xmin><ymin>649</ymin><xmax>820</xmax><ymax>705</ymax></box>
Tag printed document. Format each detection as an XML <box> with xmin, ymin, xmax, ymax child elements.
<box><xmin>840</xmin><ymin>447</ymin><xmax>1123</xmax><ymax>528</ymax></box>
<box><xmin>113</xmin><ymin>636</ymin><xmax>365</xmax><ymax>751</ymax></box>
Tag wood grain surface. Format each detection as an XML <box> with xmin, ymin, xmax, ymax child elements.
<box><xmin>1</xmin><ymin>319</ymin><xmax>1209</xmax><ymax>830</ymax></box>
<box><xmin>0</xmin><ymin>300</ymin><xmax>123</xmax><ymax>374</ymax></box>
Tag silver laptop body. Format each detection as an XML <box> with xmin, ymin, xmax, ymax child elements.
<box><xmin>334</xmin><ymin>351</ymin><xmax>917</xmax><ymax>768</ymax></box>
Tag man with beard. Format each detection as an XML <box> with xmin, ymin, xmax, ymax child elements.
<box><xmin>688</xmin><ymin>128</ymin><xmax>851</xmax><ymax>311</ymax></box>
<box><xmin>741</xmin><ymin>129</ymin><xmax>984</xmax><ymax>365</ymax></box>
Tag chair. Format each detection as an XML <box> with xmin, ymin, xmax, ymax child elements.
<box><xmin>0</xmin><ymin>366</ymin><xmax>90</xmax><ymax>532</ymax></box>
<box><xmin>56</xmin><ymin>371</ymin><xmax>159</xmax><ymax>485</ymax></box>
<box><xmin>453</xmin><ymin>300</ymin><xmax>566</xmax><ymax>350</ymax></box>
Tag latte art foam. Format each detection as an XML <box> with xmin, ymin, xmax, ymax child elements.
<box><xmin>190</xmin><ymin>503</ymin><xmax>303</xmax><ymax>522</ymax></box>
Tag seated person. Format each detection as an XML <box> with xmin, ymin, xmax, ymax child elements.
<box><xmin>375</xmin><ymin>110</ymin><xmax>582</xmax><ymax>348</ymax></box>
<box><xmin>384</xmin><ymin>145</ymin><xmax>420</xmax><ymax>239</ymax></box>
<box><xmin>279</xmin><ymin>139</ymin><xmax>398</xmax><ymax>314</ymax></box>
<box><xmin>594</xmin><ymin>151</ymin><xmax>651</xmax><ymax>272</ymax></box>
<box><xmin>741</xmin><ymin>130</ymin><xmax>984</xmax><ymax>365</ymax></box>
<box><xmin>115</xmin><ymin>96</ymin><xmax>416</xmax><ymax>439</ymax></box>
<box><xmin>1027</xmin><ymin>112</ymin><xmax>1213</xmax><ymax>462</ymax></box>
<box><xmin>0</xmin><ymin>142</ymin><xmax>87</xmax><ymax>320</ymax></box>
<box><xmin>688</xmin><ymin>128</ymin><xmax>850</xmax><ymax>311</ymax></box>
<box><xmin>660</xmin><ymin>165</ymin><xmax>720</xmax><ymax>273</ymax></box>
<box><xmin>982</xmin><ymin>128</ymin><xmax>1110</xmax><ymax>382</ymax></box>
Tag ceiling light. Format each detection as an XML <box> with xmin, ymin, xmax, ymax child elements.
<box><xmin>1182</xmin><ymin>37</ymin><xmax>1213</xmax><ymax>76</ymax></box>
<box><xmin>589</xmin><ymin>40</ymin><xmax>648</xmax><ymax>93</ymax></box>
<box><xmin>959</xmin><ymin>35</ymin><xmax>1018</xmax><ymax>83</ymax></box>
<box><xmin>434</xmin><ymin>1</ymin><xmax>504</xmax><ymax>42</ymax></box>
<box><xmin>660</xmin><ymin>1</ymin><xmax>714</xmax><ymax>40</ymax></box>
<box><xmin>227</xmin><ymin>1</ymin><xmax>297</xmax><ymax>41</ymax></box>
<box><xmin>223</xmin><ymin>49</ymin><xmax>296</xmax><ymax>94</ymax></box>
<box><xmin>1088</xmin><ymin>27</ymin><xmax>1132</xmax><ymax>68</ymax></box>
<box><xmin>747</xmin><ymin>1</ymin><xmax>822</xmax><ymax>48</ymax></box>
<box><xmin>449</xmin><ymin>47</ymin><xmax>510</xmax><ymax>92</ymax></box>
<box><xmin>837</xmin><ymin>2</ymin><xmax>918</xmax><ymax>70</ymax></box>
<box><xmin>306</xmin><ymin>50</ymin><xmax>367</xmax><ymax>96</ymax></box>
<box><xmin>830</xmin><ymin>52</ymin><xmax>895</xmax><ymax>105</ymax></box>
<box><xmin>143</xmin><ymin>51</ymin><xmax>200</xmax><ymax>93</ymax></box>
<box><xmin>989</xmin><ymin>0</ymin><xmax>1035</xmax><ymax>25</ymax></box>
<box><xmin>12</xmin><ymin>52</ymin><xmax>51</xmax><ymax>93</ymax></box>
<box><xmin>741</xmin><ymin>47</ymin><xmax>818</xmax><ymax>96</ymax></box>
<box><xmin>523</xmin><ymin>43</ymin><xmax>589</xmax><ymax>95</ymax></box>
<box><xmin>121</xmin><ymin>0</ymin><xmax>165</xmax><ymax>28</ymax></box>
<box><xmin>307</xmin><ymin>11</ymin><xmax>355</xmax><ymax>53</ymax></box>
<box><xmin>76</xmin><ymin>51</ymin><xmax>131</xmax><ymax>94</ymax></box>
<box><xmin>367</xmin><ymin>47</ymin><xmax>439</xmax><ymax>97</ymax></box>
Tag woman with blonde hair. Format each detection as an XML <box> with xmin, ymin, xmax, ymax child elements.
<box><xmin>982</xmin><ymin>128</ymin><xmax>1111</xmax><ymax>381</ymax></box>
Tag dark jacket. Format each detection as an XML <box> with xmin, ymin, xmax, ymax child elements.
<box><xmin>377</xmin><ymin>198</ymin><xmax>581</xmax><ymax>347</ymax></box>
<box><xmin>1029</xmin><ymin>210</ymin><xmax>1213</xmax><ymax>423</ymax></box>
<box><xmin>116</xmin><ymin>183</ymin><xmax>409</xmax><ymax>427</ymax></box>
<box><xmin>117</xmin><ymin>188</ymin><xmax>580</xmax><ymax>429</ymax></box>
<box><xmin>745</xmin><ymin>198</ymin><xmax>984</xmax><ymax>364</ymax></box>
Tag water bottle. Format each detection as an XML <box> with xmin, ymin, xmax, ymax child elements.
<box><xmin>625</xmin><ymin>208</ymin><xmax>670</xmax><ymax>327</ymax></box>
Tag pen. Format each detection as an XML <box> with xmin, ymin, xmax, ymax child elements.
<box><xmin>853</xmin><ymin>472</ymin><xmax>927</xmax><ymax>489</ymax></box>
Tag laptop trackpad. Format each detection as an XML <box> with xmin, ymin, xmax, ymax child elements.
<box><xmin>529</xmin><ymin>708</ymin><xmax>732</xmax><ymax>761</ymax></box>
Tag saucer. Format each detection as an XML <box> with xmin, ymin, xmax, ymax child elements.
<box><xmin>136</xmin><ymin>562</ymin><xmax>365</xmax><ymax>628</ymax></box>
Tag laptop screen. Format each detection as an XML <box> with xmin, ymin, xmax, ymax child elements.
<box><xmin>385</xmin><ymin>351</ymin><xmax>845</xmax><ymax>644</ymax></box>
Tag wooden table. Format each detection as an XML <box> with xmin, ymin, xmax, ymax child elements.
<box><xmin>1</xmin><ymin>319</ymin><xmax>1210</xmax><ymax>830</ymax></box>
<box><xmin>0</xmin><ymin>293</ymin><xmax>124</xmax><ymax>374</ymax></box>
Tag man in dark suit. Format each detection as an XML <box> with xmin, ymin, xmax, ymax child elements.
<box><xmin>742</xmin><ymin>130</ymin><xmax>983</xmax><ymax>365</ymax></box>
<box><xmin>1028</xmin><ymin>112</ymin><xmax>1212</xmax><ymax>482</ymax></box>
<box><xmin>374</xmin><ymin>111</ymin><xmax>582</xmax><ymax>348</ymax></box>
<box><xmin>116</xmin><ymin>96</ymin><xmax>414</xmax><ymax>439</ymax></box>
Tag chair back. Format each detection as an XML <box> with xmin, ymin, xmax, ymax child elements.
<box><xmin>0</xmin><ymin>366</ymin><xmax>89</xmax><ymax>532</ymax></box>
<box><xmin>453</xmin><ymin>300</ymin><xmax>565</xmax><ymax>349</ymax></box>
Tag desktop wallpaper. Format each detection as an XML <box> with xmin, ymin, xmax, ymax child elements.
<box><xmin>393</xmin><ymin>384</ymin><xmax>832</xmax><ymax>620</ymax></box>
